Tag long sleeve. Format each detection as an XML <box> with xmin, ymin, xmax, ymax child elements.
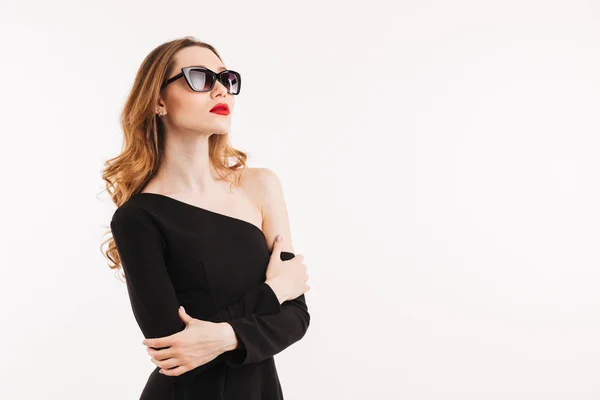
<box><xmin>209</xmin><ymin>280</ymin><xmax>282</xmax><ymax>322</ymax></box>
<box><xmin>220</xmin><ymin>251</ymin><xmax>311</xmax><ymax>368</ymax></box>
<box><xmin>208</xmin><ymin>252</ymin><xmax>295</xmax><ymax>323</ymax></box>
<box><xmin>111</xmin><ymin>208</ymin><xmax>306</xmax><ymax>382</ymax></box>
<box><xmin>110</xmin><ymin>208</ymin><xmax>220</xmax><ymax>383</ymax></box>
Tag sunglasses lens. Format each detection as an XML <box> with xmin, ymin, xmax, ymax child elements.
<box><xmin>220</xmin><ymin>71</ymin><xmax>240</xmax><ymax>95</ymax></box>
<box><xmin>188</xmin><ymin>69</ymin><xmax>214</xmax><ymax>91</ymax></box>
<box><xmin>187</xmin><ymin>69</ymin><xmax>241</xmax><ymax>94</ymax></box>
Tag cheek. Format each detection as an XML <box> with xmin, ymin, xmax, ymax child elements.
<box><xmin>172</xmin><ymin>95</ymin><xmax>211</xmax><ymax>119</ymax></box>
<box><xmin>182</xmin><ymin>93</ymin><xmax>210</xmax><ymax>111</ymax></box>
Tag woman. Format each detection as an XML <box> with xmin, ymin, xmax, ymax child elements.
<box><xmin>101</xmin><ymin>36</ymin><xmax>311</xmax><ymax>400</ymax></box>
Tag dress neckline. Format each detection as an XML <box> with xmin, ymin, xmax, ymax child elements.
<box><xmin>135</xmin><ymin>192</ymin><xmax>265</xmax><ymax>238</ymax></box>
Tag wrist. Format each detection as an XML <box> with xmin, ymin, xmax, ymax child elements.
<box><xmin>265</xmin><ymin>278</ymin><xmax>287</xmax><ymax>304</ymax></box>
<box><xmin>220</xmin><ymin>322</ymin><xmax>239</xmax><ymax>352</ymax></box>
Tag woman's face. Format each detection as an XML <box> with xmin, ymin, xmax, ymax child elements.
<box><xmin>158</xmin><ymin>46</ymin><xmax>235</xmax><ymax>136</ymax></box>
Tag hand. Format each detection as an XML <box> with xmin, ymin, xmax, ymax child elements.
<box><xmin>142</xmin><ymin>306</ymin><xmax>236</xmax><ymax>376</ymax></box>
<box><xmin>265</xmin><ymin>234</ymin><xmax>310</xmax><ymax>304</ymax></box>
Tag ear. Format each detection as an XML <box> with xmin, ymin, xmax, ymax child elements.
<box><xmin>155</xmin><ymin>95</ymin><xmax>167</xmax><ymax>109</ymax></box>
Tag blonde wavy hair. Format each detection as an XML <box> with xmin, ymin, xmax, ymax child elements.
<box><xmin>100</xmin><ymin>36</ymin><xmax>248</xmax><ymax>278</ymax></box>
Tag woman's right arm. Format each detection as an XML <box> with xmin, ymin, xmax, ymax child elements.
<box><xmin>110</xmin><ymin>207</ymin><xmax>221</xmax><ymax>382</ymax></box>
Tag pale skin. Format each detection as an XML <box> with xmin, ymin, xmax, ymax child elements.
<box><xmin>138</xmin><ymin>46</ymin><xmax>310</xmax><ymax>376</ymax></box>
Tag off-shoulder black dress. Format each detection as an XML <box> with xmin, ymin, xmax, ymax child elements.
<box><xmin>110</xmin><ymin>192</ymin><xmax>310</xmax><ymax>400</ymax></box>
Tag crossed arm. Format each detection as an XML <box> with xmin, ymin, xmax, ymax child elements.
<box><xmin>110</xmin><ymin>169</ymin><xmax>309</xmax><ymax>383</ymax></box>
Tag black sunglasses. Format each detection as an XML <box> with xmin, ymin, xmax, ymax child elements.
<box><xmin>162</xmin><ymin>66</ymin><xmax>241</xmax><ymax>95</ymax></box>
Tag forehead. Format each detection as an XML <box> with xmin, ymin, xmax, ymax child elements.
<box><xmin>172</xmin><ymin>46</ymin><xmax>227</xmax><ymax>72</ymax></box>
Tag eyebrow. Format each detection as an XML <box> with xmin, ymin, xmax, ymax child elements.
<box><xmin>196</xmin><ymin>64</ymin><xmax>227</xmax><ymax>72</ymax></box>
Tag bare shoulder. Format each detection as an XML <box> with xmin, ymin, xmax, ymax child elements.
<box><xmin>240</xmin><ymin>167</ymin><xmax>294</xmax><ymax>253</ymax></box>
<box><xmin>237</xmin><ymin>167</ymin><xmax>281</xmax><ymax>202</ymax></box>
<box><xmin>239</xmin><ymin>167</ymin><xmax>279</xmax><ymax>190</ymax></box>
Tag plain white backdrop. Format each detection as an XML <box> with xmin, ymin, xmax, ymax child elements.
<box><xmin>1</xmin><ymin>0</ymin><xmax>599</xmax><ymax>398</ymax></box>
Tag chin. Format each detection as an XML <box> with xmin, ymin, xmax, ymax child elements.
<box><xmin>209</xmin><ymin>128</ymin><xmax>229</xmax><ymax>136</ymax></box>
<box><xmin>196</xmin><ymin>123</ymin><xmax>230</xmax><ymax>136</ymax></box>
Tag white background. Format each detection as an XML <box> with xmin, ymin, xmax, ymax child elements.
<box><xmin>1</xmin><ymin>0</ymin><xmax>599</xmax><ymax>399</ymax></box>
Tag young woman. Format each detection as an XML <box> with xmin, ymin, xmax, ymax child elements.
<box><xmin>101</xmin><ymin>36</ymin><xmax>311</xmax><ymax>400</ymax></box>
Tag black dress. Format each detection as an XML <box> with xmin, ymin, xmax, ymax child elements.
<box><xmin>109</xmin><ymin>192</ymin><xmax>310</xmax><ymax>400</ymax></box>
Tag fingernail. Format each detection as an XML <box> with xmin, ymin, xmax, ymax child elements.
<box><xmin>159</xmin><ymin>369</ymin><xmax>164</xmax><ymax>374</ymax></box>
<box><xmin>276</xmin><ymin>235</ymin><xmax>282</xmax><ymax>242</ymax></box>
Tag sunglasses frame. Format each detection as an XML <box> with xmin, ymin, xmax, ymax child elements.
<box><xmin>161</xmin><ymin>66</ymin><xmax>241</xmax><ymax>95</ymax></box>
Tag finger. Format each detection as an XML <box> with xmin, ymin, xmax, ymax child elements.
<box><xmin>143</xmin><ymin>335</ymin><xmax>176</xmax><ymax>349</ymax></box>
<box><xmin>271</xmin><ymin>234</ymin><xmax>283</xmax><ymax>260</ymax></box>
<box><xmin>160</xmin><ymin>365</ymin><xmax>188</xmax><ymax>376</ymax></box>
<box><xmin>178</xmin><ymin>305</ymin><xmax>193</xmax><ymax>324</ymax></box>
<box><xmin>147</xmin><ymin>346</ymin><xmax>175</xmax><ymax>361</ymax></box>
<box><xmin>154</xmin><ymin>356</ymin><xmax>180</xmax><ymax>370</ymax></box>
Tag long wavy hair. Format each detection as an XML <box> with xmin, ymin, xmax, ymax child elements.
<box><xmin>100</xmin><ymin>36</ymin><xmax>248</xmax><ymax>277</ymax></box>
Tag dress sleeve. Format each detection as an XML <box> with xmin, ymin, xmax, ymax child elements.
<box><xmin>110</xmin><ymin>208</ymin><xmax>220</xmax><ymax>382</ymax></box>
<box><xmin>208</xmin><ymin>279</ymin><xmax>282</xmax><ymax>321</ymax></box>
<box><xmin>112</xmin><ymin>209</ymin><xmax>309</xmax><ymax>375</ymax></box>
<box><xmin>218</xmin><ymin>251</ymin><xmax>311</xmax><ymax>368</ymax></box>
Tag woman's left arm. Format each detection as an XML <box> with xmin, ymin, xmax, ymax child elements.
<box><xmin>219</xmin><ymin>167</ymin><xmax>311</xmax><ymax>367</ymax></box>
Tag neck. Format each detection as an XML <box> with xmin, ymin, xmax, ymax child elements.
<box><xmin>152</xmin><ymin>132</ymin><xmax>225</xmax><ymax>195</ymax></box>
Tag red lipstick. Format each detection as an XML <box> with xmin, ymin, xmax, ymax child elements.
<box><xmin>210</xmin><ymin>103</ymin><xmax>230</xmax><ymax>115</ymax></box>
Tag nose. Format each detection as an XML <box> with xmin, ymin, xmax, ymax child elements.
<box><xmin>211</xmin><ymin>79</ymin><xmax>228</xmax><ymax>98</ymax></box>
